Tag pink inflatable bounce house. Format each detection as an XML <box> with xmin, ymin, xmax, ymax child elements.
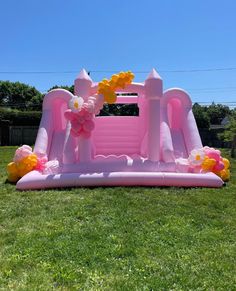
<box><xmin>8</xmin><ymin>69</ymin><xmax>230</xmax><ymax>190</ymax></box>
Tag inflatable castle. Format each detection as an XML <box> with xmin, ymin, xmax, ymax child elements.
<box><xmin>7</xmin><ymin>69</ymin><xmax>230</xmax><ymax>189</ymax></box>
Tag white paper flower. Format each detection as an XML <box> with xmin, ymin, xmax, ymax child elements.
<box><xmin>188</xmin><ymin>148</ymin><xmax>205</xmax><ymax>166</ymax></box>
<box><xmin>175</xmin><ymin>158</ymin><xmax>190</xmax><ymax>173</ymax></box>
<box><xmin>43</xmin><ymin>160</ymin><xmax>60</xmax><ymax>175</ymax></box>
<box><xmin>69</xmin><ymin>96</ymin><xmax>84</xmax><ymax>112</ymax></box>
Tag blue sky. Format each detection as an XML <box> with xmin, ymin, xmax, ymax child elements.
<box><xmin>1</xmin><ymin>0</ymin><xmax>236</xmax><ymax>104</ymax></box>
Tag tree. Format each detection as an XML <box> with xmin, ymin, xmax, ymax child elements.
<box><xmin>219</xmin><ymin>112</ymin><xmax>236</xmax><ymax>157</ymax></box>
<box><xmin>192</xmin><ymin>103</ymin><xmax>210</xmax><ymax>129</ymax></box>
<box><xmin>0</xmin><ymin>81</ymin><xmax>43</xmax><ymax>111</ymax></box>
<box><xmin>26</xmin><ymin>94</ymin><xmax>44</xmax><ymax>111</ymax></box>
<box><xmin>207</xmin><ymin>103</ymin><xmax>231</xmax><ymax>124</ymax></box>
<box><xmin>48</xmin><ymin>85</ymin><xmax>74</xmax><ymax>94</ymax></box>
<box><xmin>99</xmin><ymin>103</ymin><xmax>139</xmax><ymax>116</ymax></box>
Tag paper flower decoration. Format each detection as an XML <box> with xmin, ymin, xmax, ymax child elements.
<box><xmin>188</xmin><ymin>148</ymin><xmax>205</xmax><ymax>166</ymax></box>
<box><xmin>82</xmin><ymin>95</ymin><xmax>104</xmax><ymax>115</ymax></box>
<box><xmin>43</xmin><ymin>160</ymin><xmax>60</xmax><ymax>175</ymax></box>
<box><xmin>69</xmin><ymin>96</ymin><xmax>84</xmax><ymax>112</ymax></box>
<box><xmin>65</xmin><ymin>94</ymin><xmax>106</xmax><ymax>138</ymax></box>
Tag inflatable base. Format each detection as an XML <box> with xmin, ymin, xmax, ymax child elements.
<box><xmin>16</xmin><ymin>171</ymin><xmax>223</xmax><ymax>190</ymax></box>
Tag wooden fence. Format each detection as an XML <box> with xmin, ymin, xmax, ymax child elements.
<box><xmin>7</xmin><ymin>126</ymin><xmax>38</xmax><ymax>146</ymax></box>
<box><xmin>0</xmin><ymin>124</ymin><xmax>231</xmax><ymax>148</ymax></box>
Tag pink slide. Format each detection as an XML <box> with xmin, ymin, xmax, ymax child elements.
<box><xmin>15</xmin><ymin>69</ymin><xmax>224</xmax><ymax>189</ymax></box>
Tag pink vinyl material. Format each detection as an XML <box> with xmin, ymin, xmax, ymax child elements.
<box><xmin>94</xmin><ymin>117</ymin><xmax>142</xmax><ymax>155</ymax></box>
<box><xmin>17</xmin><ymin>171</ymin><xmax>223</xmax><ymax>190</ymax></box>
<box><xmin>16</xmin><ymin>69</ymin><xmax>223</xmax><ymax>190</ymax></box>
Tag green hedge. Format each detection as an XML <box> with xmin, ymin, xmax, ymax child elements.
<box><xmin>0</xmin><ymin>108</ymin><xmax>42</xmax><ymax>126</ymax></box>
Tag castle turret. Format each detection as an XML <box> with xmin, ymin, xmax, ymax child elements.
<box><xmin>74</xmin><ymin>69</ymin><xmax>92</xmax><ymax>101</ymax></box>
<box><xmin>145</xmin><ymin>68</ymin><xmax>163</xmax><ymax>161</ymax></box>
<box><xmin>75</xmin><ymin>69</ymin><xmax>93</xmax><ymax>162</ymax></box>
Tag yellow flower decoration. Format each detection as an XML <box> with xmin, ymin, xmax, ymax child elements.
<box><xmin>98</xmin><ymin>71</ymin><xmax>134</xmax><ymax>104</ymax></box>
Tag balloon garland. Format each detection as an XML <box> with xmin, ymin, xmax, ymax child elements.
<box><xmin>188</xmin><ymin>147</ymin><xmax>230</xmax><ymax>181</ymax></box>
<box><xmin>98</xmin><ymin>71</ymin><xmax>134</xmax><ymax>104</ymax></box>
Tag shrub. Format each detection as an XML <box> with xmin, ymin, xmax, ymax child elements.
<box><xmin>0</xmin><ymin>108</ymin><xmax>41</xmax><ymax>126</ymax></box>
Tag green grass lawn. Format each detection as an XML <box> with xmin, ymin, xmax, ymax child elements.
<box><xmin>0</xmin><ymin>147</ymin><xmax>236</xmax><ymax>290</ymax></box>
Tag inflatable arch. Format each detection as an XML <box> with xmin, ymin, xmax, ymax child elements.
<box><xmin>15</xmin><ymin>69</ymin><xmax>225</xmax><ymax>189</ymax></box>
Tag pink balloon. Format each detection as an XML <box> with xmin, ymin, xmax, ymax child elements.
<box><xmin>205</xmin><ymin>148</ymin><xmax>221</xmax><ymax>161</ymax></box>
<box><xmin>71</xmin><ymin>128</ymin><xmax>80</xmax><ymax>137</ymax></box>
<box><xmin>64</xmin><ymin>110</ymin><xmax>76</xmax><ymax>121</ymax></box>
<box><xmin>71</xmin><ymin>120</ymin><xmax>82</xmax><ymax>132</ymax></box>
<box><xmin>83</xmin><ymin>120</ymin><xmax>95</xmax><ymax>132</ymax></box>
<box><xmin>77</xmin><ymin>115</ymin><xmax>86</xmax><ymax>124</ymax></box>
<box><xmin>213</xmin><ymin>161</ymin><xmax>225</xmax><ymax>172</ymax></box>
<box><xmin>81</xmin><ymin>131</ymin><xmax>91</xmax><ymax>139</ymax></box>
<box><xmin>84</xmin><ymin>111</ymin><xmax>93</xmax><ymax>120</ymax></box>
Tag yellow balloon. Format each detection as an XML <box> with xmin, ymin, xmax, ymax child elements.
<box><xmin>220</xmin><ymin>169</ymin><xmax>230</xmax><ymax>182</ymax></box>
<box><xmin>8</xmin><ymin>173</ymin><xmax>19</xmax><ymax>183</ymax></box>
<box><xmin>7</xmin><ymin>162</ymin><xmax>18</xmax><ymax>175</ymax></box>
<box><xmin>18</xmin><ymin>168</ymin><xmax>29</xmax><ymax>178</ymax></box>
<box><xmin>105</xmin><ymin>92</ymin><xmax>117</xmax><ymax>104</ymax></box>
<box><xmin>222</xmin><ymin>158</ymin><xmax>230</xmax><ymax>169</ymax></box>
<box><xmin>97</xmin><ymin>71</ymin><xmax>135</xmax><ymax>104</ymax></box>
<box><xmin>201</xmin><ymin>157</ymin><xmax>216</xmax><ymax>171</ymax></box>
<box><xmin>7</xmin><ymin>151</ymin><xmax>39</xmax><ymax>183</ymax></box>
<box><xmin>111</xmin><ymin>74</ymin><xmax>119</xmax><ymax>83</ymax></box>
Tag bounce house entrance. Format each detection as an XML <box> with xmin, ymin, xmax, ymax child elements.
<box><xmin>94</xmin><ymin>94</ymin><xmax>146</xmax><ymax>157</ymax></box>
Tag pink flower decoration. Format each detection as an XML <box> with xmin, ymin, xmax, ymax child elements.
<box><xmin>64</xmin><ymin>108</ymin><xmax>95</xmax><ymax>138</ymax></box>
<box><xmin>14</xmin><ymin>145</ymin><xmax>33</xmax><ymax>162</ymax></box>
